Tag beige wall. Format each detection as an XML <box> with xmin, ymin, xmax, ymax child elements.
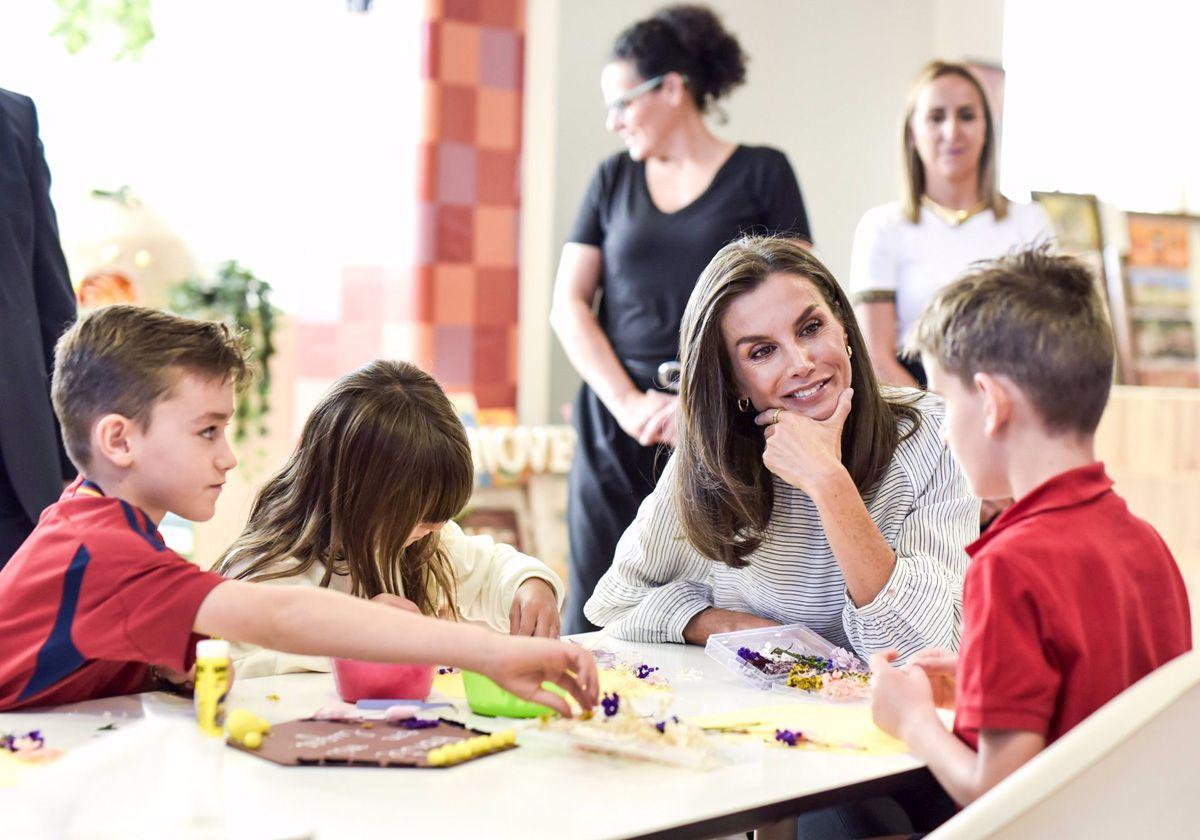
<box><xmin>519</xmin><ymin>0</ymin><xmax>1006</xmax><ymax>423</ymax></box>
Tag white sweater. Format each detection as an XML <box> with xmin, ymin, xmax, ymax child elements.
<box><xmin>225</xmin><ymin>520</ymin><xmax>564</xmax><ymax>678</ymax></box>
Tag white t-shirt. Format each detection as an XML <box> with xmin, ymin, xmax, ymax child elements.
<box><xmin>224</xmin><ymin>520</ymin><xmax>564</xmax><ymax>678</ymax></box>
<box><xmin>849</xmin><ymin>200</ymin><xmax>1055</xmax><ymax>350</ymax></box>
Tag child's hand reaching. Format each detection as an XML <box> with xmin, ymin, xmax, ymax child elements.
<box><xmin>907</xmin><ymin>647</ymin><xmax>958</xmax><ymax>709</ymax></box>
<box><xmin>869</xmin><ymin>649</ymin><xmax>939</xmax><ymax>742</ymax></box>
<box><xmin>509</xmin><ymin>578</ymin><xmax>561</xmax><ymax>638</ymax></box>
<box><xmin>482</xmin><ymin>636</ymin><xmax>599</xmax><ymax>717</ymax></box>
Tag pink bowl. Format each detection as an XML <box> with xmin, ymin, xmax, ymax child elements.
<box><xmin>331</xmin><ymin>658</ymin><xmax>435</xmax><ymax>703</ymax></box>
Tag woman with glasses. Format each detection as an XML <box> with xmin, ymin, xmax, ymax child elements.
<box><xmin>551</xmin><ymin>5</ymin><xmax>811</xmax><ymax>633</ymax></box>
<box><xmin>850</xmin><ymin>61</ymin><xmax>1054</xmax><ymax>388</ymax></box>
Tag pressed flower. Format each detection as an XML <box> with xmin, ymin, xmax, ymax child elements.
<box><xmin>600</xmin><ymin>692</ymin><xmax>620</xmax><ymax>718</ymax></box>
<box><xmin>774</xmin><ymin>729</ymin><xmax>805</xmax><ymax>747</ymax></box>
<box><xmin>400</xmin><ymin>718</ymin><xmax>440</xmax><ymax>729</ymax></box>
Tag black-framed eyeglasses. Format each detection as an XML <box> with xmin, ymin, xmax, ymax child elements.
<box><xmin>606</xmin><ymin>74</ymin><xmax>666</xmax><ymax>116</ymax></box>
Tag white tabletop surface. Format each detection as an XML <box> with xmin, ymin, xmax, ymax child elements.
<box><xmin>0</xmin><ymin>637</ymin><xmax>927</xmax><ymax>839</ymax></box>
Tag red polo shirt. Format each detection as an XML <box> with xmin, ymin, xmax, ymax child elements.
<box><xmin>0</xmin><ymin>478</ymin><xmax>226</xmax><ymax>710</ymax></box>
<box><xmin>954</xmin><ymin>463</ymin><xmax>1191</xmax><ymax>750</ymax></box>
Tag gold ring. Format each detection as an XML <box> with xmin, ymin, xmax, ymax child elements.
<box><xmin>772</xmin><ymin>408</ymin><xmax>783</xmax><ymax>425</ymax></box>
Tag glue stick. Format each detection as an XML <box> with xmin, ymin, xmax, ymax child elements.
<box><xmin>194</xmin><ymin>639</ymin><xmax>231</xmax><ymax>737</ymax></box>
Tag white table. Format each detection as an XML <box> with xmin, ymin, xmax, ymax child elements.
<box><xmin>1</xmin><ymin>638</ymin><xmax>929</xmax><ymax>839</ymax></box>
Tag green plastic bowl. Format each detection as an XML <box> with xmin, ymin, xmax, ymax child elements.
<box><xmin>461</xmin><ymin>670</ymin><xmax>568</xmax><ymax>718</ymax></box>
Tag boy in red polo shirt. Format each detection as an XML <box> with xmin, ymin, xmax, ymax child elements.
<box><xmin>871</xmin><ymin>247</ymin><xmax>1191</xmax><ymax>808</ymax></box>
<box><xmin>0</xmin><ymin>305</ymin><xmax>597</xmax><ymax>713</ymax></box>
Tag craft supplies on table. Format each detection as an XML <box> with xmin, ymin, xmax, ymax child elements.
<box><xmin>705</xmin><ymin>623</ymin><xmax>872</xmax><ymax>701</ymax></box>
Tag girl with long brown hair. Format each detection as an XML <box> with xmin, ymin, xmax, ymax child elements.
<box><xmin>217</xmin><ymin>360</ymin><xmax>563</xmax><ymax>677</ymax></box>
<box><xmin>585</xmin><ymin>237</ymin><xmax>977</xmax><ymax>662</ymax></box>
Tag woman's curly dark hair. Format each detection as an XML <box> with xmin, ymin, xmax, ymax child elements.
<box><xmin>612</xmin><ymin>4</ymin><xmax>746</xmax><ymax>113</ymax></box>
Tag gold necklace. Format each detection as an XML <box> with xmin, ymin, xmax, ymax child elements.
<box><xmin>922</xmin><ymin>195</ymin><xmax>988</xmax><ymax>227</ymax></box>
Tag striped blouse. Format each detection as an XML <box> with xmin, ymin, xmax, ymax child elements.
<box><xmin>583</xmin><ymin>389</ymin><xmax>978</xmax><ymax>662</ymax></box>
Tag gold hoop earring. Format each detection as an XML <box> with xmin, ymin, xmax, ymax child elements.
<box><xmin>846</xmin><ymin>345</ymin><xmax>854</xmax><ymax>358</ymax></box>
<box><xmin>736</xmin><ymin>397</ymin><xmax>750</xmax><ymax>412</ymax></box>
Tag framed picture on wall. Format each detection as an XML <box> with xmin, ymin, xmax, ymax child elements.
<box><xmin>1114</xmin><ymin>212</ymin><xmax>1200</xmax><ymax>387</ymax></box>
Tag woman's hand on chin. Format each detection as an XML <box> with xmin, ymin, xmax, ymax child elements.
<box><xmin>682</xmin><ymin>607</ymin><xmax>780</xmax><ymax>646</ymax></box>
<box><xmin>756</xmin><ymin>387</ymin><xmax>853</xmax><ymax>494</ymax></box>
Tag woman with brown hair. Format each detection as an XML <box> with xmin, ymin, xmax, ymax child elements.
<box><xmin>851</xmin><ymin>60</ymin><xmax>1054</xmax><ymax>387</ymax></box>
<box><xmin>217</xmin><ymin>360</ymin><xmax>564</xmax><ymax>677</ymax></box>
<box><xmin>585</xmin><ymin>237</ymin><xmax>976</xmax><ymax>660</ymax></box>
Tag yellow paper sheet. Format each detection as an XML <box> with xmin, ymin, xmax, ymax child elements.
<box><xmin>691</xmin><ymin>703</ymin><xmax>908</xmax><ymax>755</ymax></box>
<box><xmin>0</xmin><ymin>751</ymin><xmax>41</xmax><ymax>787</ymax></box>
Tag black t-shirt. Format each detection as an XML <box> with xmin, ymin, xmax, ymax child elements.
<box><xmin>567</xmin><ymin>144</ymin><xmax>811</xmax><ymax>363</ymax></box>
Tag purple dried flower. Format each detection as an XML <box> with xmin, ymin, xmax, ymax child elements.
<box><xmin>634</xmin><ymin>663</ymin><xmax>659</xmax><ymax>679</ymax></box>
<box><xmin>774</xmin><ymin>728</ymin><xmax>803</xmax><ymax>747</ymax></box>
<box><xmin>600</xmin><ymin>692</ymin><xmax>620</xmax><ymax>718</ymax></box>
<box><xmin>830</xmin><ymin>647</ymin><xmax>863</xmax><ymax>672</ymax></box>
<box><xmin>400</xmin><ymin>718</ymin><xmax>440</xmax><ymax>729</ymax></box>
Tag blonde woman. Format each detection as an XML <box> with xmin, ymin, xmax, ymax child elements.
<box><xmin>851</xmin><ymin>61</ymin><xmax>1054</xmax><ymax>388</ymax></box>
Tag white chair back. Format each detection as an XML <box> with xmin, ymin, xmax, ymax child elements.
<box><xmin>930</xmin><ymin>649</ymin><xmax>1200</xmax><ymax>839</ymax></box>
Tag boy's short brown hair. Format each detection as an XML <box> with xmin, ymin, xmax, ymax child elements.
<box><xmin>907</xmin><ymin>246</ymin><xmax>1114</xmax><ymax>435</ymax></box>
<box><xmin>52</xmin><ymin>304</ymin><xmax>250</xmax><ymax>468</ymax></box>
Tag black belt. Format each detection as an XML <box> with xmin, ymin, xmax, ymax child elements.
<box><xmin>621</xmin><ymin>359</ymin><xmax>680</xmax><ymax>393</ymax></box>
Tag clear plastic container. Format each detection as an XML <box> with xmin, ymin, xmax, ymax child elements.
<box><xmin>705</xmin><ymin>623</ymin><xmax>868</xmax><ymax>698</ymax></box>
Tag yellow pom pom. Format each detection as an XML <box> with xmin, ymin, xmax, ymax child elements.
<box><xmin>226</xmin><ymin>709</ymin><xmax>270</xmax><ymax>741</ymax></box>
<box><xmin>500</xmin><ymin>729</ymin><xmax>516</xmax><ymax>746</ymax></box>
<box><xmin>241</xmin><ymin>730</ymin><xmax>263</xmax><ymax>750</ymax></box>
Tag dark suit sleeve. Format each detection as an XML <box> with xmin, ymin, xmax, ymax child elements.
<box><xmin>21</xmin><ymin>97</ymin><xmax>76</xmax><ymax>479</ymax></box>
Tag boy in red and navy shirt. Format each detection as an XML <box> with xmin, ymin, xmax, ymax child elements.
<box><xmin>0</xmin><ymin>477</ymin><xmax>225</xmax><ymax>709</ymax></box>
<box><xmin>871</xmin><ymin>247</ymin><xmax>1191</xmax><ymax>808</ymax></box>
<box><xmin>0</xmin><ymin>305</ymin><xmax>599</xmax><ymax>713</ymax></box>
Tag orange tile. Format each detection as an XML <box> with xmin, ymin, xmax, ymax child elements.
<box><xmin>473</xmin><ymin>380</ymin><xmax>516</xmax><ymax>410</ymax></box>
<box><xmin>477</xmin><ymin>148</ymin><xmax>519</xmax><ymax>204</ymax></box>
<box><xmin>439</xmin><ymin>21</ymin><xmax>480</xmax><ymax>86</ymax></box>
<box><xmin>475</xmin><ymin>267</ymin><xmax>518</xmax><ymax>326</ymax></box>
<box><xmin>439</xmin><ymin>84</ymin><xmax>477</xmax><ymax>142</ymax></box>
<box><xmin>444</xmin><ymin>0</ymin><xmax>483</xmax><ymax>23</ymax></box>
<box><xmin>476</xmin><ymin>88</ymin><xmax>520</xmax><ymax>150</ymax></box>
<box><xmin>472</xmin><ymin>324</ymin><xmax>508</xmax><ymax>383</ymax></box>
<box><xmin>474</xmin><ymin>206</ymin><xmax>518</xmax><ymax>268</ymax></box>
<box><xmin>478</xmin><ymin>0</ymin><xmax>518</xmax><ymax>28</ymax></box>
<box><xmin>435</xmin><ymin>205</ymin><xmax>474</xmax><ymax>262</ymax></box>
<box><xmin>433</xmin><ymin>264</ymin><xmax>476</xmax><ymax>325</ymax></box>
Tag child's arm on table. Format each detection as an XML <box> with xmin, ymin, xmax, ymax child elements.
<box><xmin>870</xmin><ymin>650</ymin><xmax>1044</xmax><ymax>806</ymax></box>
<box><xmin>194</xmin><ymin>580</ymin><xmax>598</xmax><ymax>716</ymax></box>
